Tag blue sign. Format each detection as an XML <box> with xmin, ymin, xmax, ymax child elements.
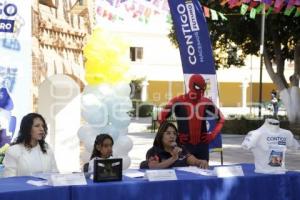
<box><xmin>0</xmin><ymin>19</ymin><xmax>14</xmax><ymax>32</ymax></box>
<box><xmin>168</xmin><ymin>0</ymin><xmax>216</xmax><ymax>75</ymax></box>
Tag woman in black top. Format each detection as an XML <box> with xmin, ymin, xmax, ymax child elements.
<box><xmin>143</xmin><ymin>122</ymin><xmax>208</xmax><ymax>169</ymax></box>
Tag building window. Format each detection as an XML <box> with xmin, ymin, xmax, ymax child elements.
<box><xmin>130</xmin><ymin>47</ymin><xmax>143</xmax><ymax>61</ymax></box>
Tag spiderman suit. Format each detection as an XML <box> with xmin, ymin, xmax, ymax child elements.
<box><xmin>159</xmin><ymin>74</ymin><xmax>224</xmax><ymax>161</ymax></box>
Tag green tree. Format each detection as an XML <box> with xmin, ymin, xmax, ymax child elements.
<box><xmin>169</xmin><ymin>2</ymin><xmax>300</xmax><ymax>135</ymax></box>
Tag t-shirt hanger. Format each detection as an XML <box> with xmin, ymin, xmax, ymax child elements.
<box><xmin>264</xmin><ymin>118</ymin><xmax>280</xmax><ymax>132</ymax></box>
<box><xmin>265</xmin><ymin>118</ymin><xmax>279</xmax><ymax>125</ymax></box>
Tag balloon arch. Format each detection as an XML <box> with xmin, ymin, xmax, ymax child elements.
<box><xmin>78</xmin><ymin>28</ymin><xmax>133</xmax><ymax>169</ymax></box>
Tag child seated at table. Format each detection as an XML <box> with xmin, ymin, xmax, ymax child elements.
<box><xmin>140</xmin><ymin>122</ymin><xmax>208</xmax><ymax>169</ymax></box>
<box><xmin>83</xmin><ymin>134</ymin><xmax>114</xmax><ymax>173</ymax></box>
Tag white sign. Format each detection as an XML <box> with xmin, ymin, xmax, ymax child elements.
<box><xmin>49</xmin><ymin>173</ymin><xmax>87</xmax><ymax>186</ymax></box>
<box><xmin>123</xmin><ymin>169</ymin><xmax>145</xmax><ymax>178</ymax></box>
<box><xmin>214</xmin><ymin>165</ymin><xmax>244</xmax><ymax>178</ymax></box>
<box><xmin>145</xmin><ymin>169</ymin><xmax>177</xmax><ymax>182</ymax></box>
<box><xmin>175</xmin><ymin>166</ymin><xmax>216</xmax><ymax>176</ymax></box>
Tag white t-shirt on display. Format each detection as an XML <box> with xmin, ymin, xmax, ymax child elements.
<box><xmin>242</xmin><ymin>118</ymin><xmax>300</xmax><ymax>174</ymax></box>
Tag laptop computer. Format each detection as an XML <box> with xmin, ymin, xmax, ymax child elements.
<box><xmin>93</xmin><ymin>158</ymin><xmax>123</xmax><ymax>182</ymax></box>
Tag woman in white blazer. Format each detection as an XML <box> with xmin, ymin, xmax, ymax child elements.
<box><xmin>3</xmin><ymin>113</ymin><xmax>58</xmax><ymax>177</ymax></box>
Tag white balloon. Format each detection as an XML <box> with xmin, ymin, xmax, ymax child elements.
<box><xmin>82</xmin><ymin>85</ymin><xmax>104</xmax><ymax>101</ymax></box>
<box><xmin>81</xmin><ymin>93</ymin><xmax>100</xmax><ymax>107</ymax></box>
<box><xmin>80</xmin><ymin>150</ymin><xmax>91</xmax><ymax>165</ymax></box>
<box><xmin>117</xmin><ymin>128</ymin><xmax>128</xmax><ymax>137</ymax></box>
<box><xmin>84</xmin><ymin>137</ymin><xmax>95</xmax><ymax>153</ymax></box>
<box><xmin>77</xmin><ymin>125</ymin><xmax>99</xmax><ymax>143</ymax></box>
<box><xmin>77</xmin><ymin>125</ymin><xmax>100</xmax><ymax>153</ymax></box>
<box><xmin>114</xmin><ymin>83</ymin><xmax>131</xmax><ymax>97</ymax></box>
<box><xmin>97</xmin><ymin>125</ymin><xmax>118</xmax><ymax>141</ymax></box>
<box><xmin>98</xmin><ymin>84</ymin><xmax>114</xmax><ymax>96</ymax></box>
<box><xmin>98</xmin><ymin>125</ymin><xmax>112</xmax><ymax>134</ymax></box>
<box><xmin>80</xmin><ymin>134</ymin><xmax>95</xmax><ymax>153</ymax></box>
<box><xmin>83</xmin><ymin>85</ymin><xmax>97</xmax><ymax>95</ymax></box>
<box><xmin>120</xmin><ymin>155</ymin><xmax>131</xmax><ymax>170</ymax></box>
<box><xmin>114</xmin><ymin>135</ymin><xmax>133</xmax><ymax>155</ymax></box>
<box><xmin>110</xmin><ymin>112</ymin><xmax>131</xmax><ymax>129</ymax></box>
<box><xmin>81</xmin><ymin>101</ymin><xmax>109</xmax><ymax>126</ymax></box>
<box><xmin>112</xmin><ymin>97</ymin><xmax>132</xmax><ymax>113</ymax></box>
<box><xmin>102</xmin><ymin>95</ymin><xmax>115</xmax><ymax>116</ymax></box>
<box><xmin>108</xmin><ymin>126</ymin><xmax>127</xmax><ymax>142</ymax></box>
<box><xmin>80</xmin><ymin>83</ymin><xmax>133</xmax><ymax>159</ymax></box>
<box><xmin>108</xmin><ymin>126</ymin><xmax>120</xmax><ymax>141</ymax></box>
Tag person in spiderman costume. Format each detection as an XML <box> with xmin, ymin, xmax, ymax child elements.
<box><xmin>159</xmin><ymin>74</ymin><xmax>224</xmax><ymax>161</ymax></box>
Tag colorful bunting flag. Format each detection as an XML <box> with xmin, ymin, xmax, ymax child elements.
<box><xmin>229</xmin><ymin>0</ymin><xmax>240</xmax><ymax>8</ymax></box>
<box><xmin>274</xmin><ymin>0</ymin><xmax>285</xmax><ymax>8</ymax></box>
<box><xmin>250</xmin><ymin>8</ymin><xmax>257</xmax><ymax>18</ymax></box>
<box><xmin>240</xmin><ymin>4</ymin><xmax>249</xmax><ymax>15</ymax></box>
<box><xmin>266</xmin><ymin>6</ymin><xmax>274</xmax><ymax>15</ymax></box>
<box><xmin>295</xmin><ymin>9</ymin><xmax>300</xmax><ymax>16</ymax></box>
<box><xmin>162</xmin><ymin>0</ymin><xmax>169</xmax><ymax>11</ymax></box>
<box><xmin>204</xmin><ymin>6</ymin><xmax>210</xmax><ymax>17</ymax></box>
<box><xmin>249</xmin><ymin>1</ymin><xmax>260</xmax><ymax>8</ymax></box>
<box><xmin>106</xmin><ymin>0</ymin><xmax>115</xmax><ymax>6</ymax></box>
<box><xmin>262</xmin><ymin>0</ymin><xmax>273</xmax><ymax>5</ymax></box>
<box><xmin>210</xmin><ymin>9</ymin><xmax>219</xmax><ymax>20</ymax></box>
<box><xmin>166</xmin><ymin>13</ymin><xmax>172</xmax><ymax>24</ymax></box>
<box><xmin>284</xmin><ymin>5</ymin><xmax>296</xmax><ymax>15</ymax></box>
<box><xmin>255</xmin><ymin>3</ymin><xmax>264</xmax><ymax>13</ymax></box>
<box><xmin>97</xmin><ymin>0</ymin><xmax>300</xmax><ymax>23</ymax></box>
<box><xmin>218</xmin><ymin>12</ymin><xmax>228</xmax><ymax>20</ymax></box>
<box><xmin>287</xmin><ymin>0</ymin><xmax>296</xmax><ymax>9</ymax></box>
<box><xmin>221</xmin><ymin>0</ymin><xmax>229</xmax><ymax>5</ymax></box>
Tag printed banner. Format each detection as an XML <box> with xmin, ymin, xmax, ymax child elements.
<box><xmin>168</xmin><ymin>0</ymin><xmax>222</xmax><ymax>150</ymax></box>
<box><xmin>0</xmin><ymin>0</ymin><xmax>32</xmax><ymax>149</ymax></box>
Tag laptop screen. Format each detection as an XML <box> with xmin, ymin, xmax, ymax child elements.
<box><xmin>93</xmin><ymin>158</ymin><xmax>123</xmax><ymax>182</ymax></box>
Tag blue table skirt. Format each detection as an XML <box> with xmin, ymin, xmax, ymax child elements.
<box><xmin>0</xmin><ymin>176</ymin><xmax>70</xmax><ymax>200</ymax></box>
<box><xmin>0</xmin><ymin>164</ymin><xmax>299</xmax><ymax>200</ymax></box>
<box><xmin>71</xmin><ymin>164</ymin><xmax>300</xmax><ymax>200</ymax></box>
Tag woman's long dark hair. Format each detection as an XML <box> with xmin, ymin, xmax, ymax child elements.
<box><xmin>153</xmin><ymin>122</ymin><xmax>179</xmax><ymax>149</ymax></box>
<box><xmin>13</xmin><ymin>113</ymin><xmax>48</xmax><ymax>153</ymax></box>
<box><xmin>90</xmin><ymin>134</ymin><xmax>114</xmax><ymax>159</ymax></box>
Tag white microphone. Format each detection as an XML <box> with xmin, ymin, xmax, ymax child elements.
<box><xmin>171</xmin><ymin>142</ymin><xmax>177</xmax><ymax>148</ymax></box>
<box><xmin>171</xmin><ymin>142</ymin><xmax>185</xmax><ymax>160</ymax></box>
<box><xmin>171</xmin><ymin>142</ymin><xmax>182</xmax><ymax>153</ymax></box>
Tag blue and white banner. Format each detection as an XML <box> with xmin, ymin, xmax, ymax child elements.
<box><xmin>168</xmin><ymin>0</ymin><xmax>222</xmax><ymax>150</ymax></box>
<box><xmin>0</xmin><ymin>0</ymin><xmax>31</xmax><ymax>148</ymax></box>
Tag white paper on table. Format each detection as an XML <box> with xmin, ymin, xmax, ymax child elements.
<box><xmin>123</xmin><ymin>169</ymin><xmax>145</xmax><ymax>178</ymax></box>
<box><xmin>26</xmin><ymin>180</ymin><xmax>48</xmax><ymax>186</ymax></box>
<box><xmin>145</xmin><ymin>169</ymin><xmax>177</xmax><ymax>181</ymax></box>
<box><xmin>214</xmin><ymin>165</ymin><xmax>244</xmax><ymax>178</ymax></box>
<box><xmin>48</xmin><ymin>173</ymin><xmax>87</xmax><ymax>186</ymax></box>
<box><xmin>175</xmin><ymin>166</ymin><xmax>216</xmax><ymax>176</ymax></box>
<box><xmin>31</xmin><ymin>172</ymin><xmax>58</xmax><ymax>180</ymax></box>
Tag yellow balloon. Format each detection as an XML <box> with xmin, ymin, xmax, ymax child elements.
<box><xmin>83</xmin><ymin>28</ymin><xmax>129</xmax><ymax>85</ymax></box>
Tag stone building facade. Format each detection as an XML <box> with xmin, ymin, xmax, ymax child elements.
<box><xmin>31</xmin><ymin>0</ymin><xmax>92</xmax><ymax>110</ymax></box>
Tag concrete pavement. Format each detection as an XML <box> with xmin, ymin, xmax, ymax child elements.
<box><xmin>128</xmin><ymin>117</ymin><xmax>300</xmax><ymax>171</ymax></box>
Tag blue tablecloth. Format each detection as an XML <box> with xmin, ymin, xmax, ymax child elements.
<box><xmin>71</xmin><ymin>164</ymin><xmax>300</xmax><ymax>200</ymax></box>
<box><xmin>0</xmin><ymin>176</ymin><xmax>70</xmax><ymax>200</ymax></box>
<box><xmin>0</xmin><ymin>164</ymin><xmax>299</xmax><ymax>200</ymax></box>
